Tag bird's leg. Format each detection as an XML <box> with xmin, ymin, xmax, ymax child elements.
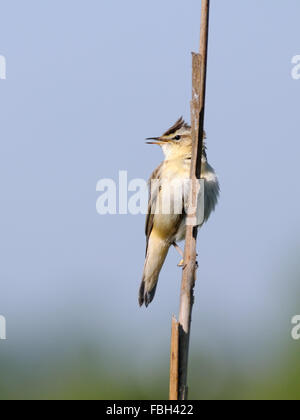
<box><xmin>172</xmin><ymin>242</ymin><xmax>185</xmax><ymax>267</ymax></box>
<box><xmin>173</xmin><ymin>242</ymin><xmax>183</xmax><ymax>257</ymax></box>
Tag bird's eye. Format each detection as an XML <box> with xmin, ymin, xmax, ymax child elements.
<box><xmin>174</xmin><ymin>135</ymin><xmax>181</xmax><ymax>141</ymax></box>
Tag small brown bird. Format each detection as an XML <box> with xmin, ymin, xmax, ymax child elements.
<box><xmin>139</xmin><ymin>117</ymin><xmax>219</xmax><ymax>307</ymax></box>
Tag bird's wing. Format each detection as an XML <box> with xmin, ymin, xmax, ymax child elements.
<box><xmin>145</xmin><ymin>162</ymin><xmax>163</xmax><ymax>254</ymax></box>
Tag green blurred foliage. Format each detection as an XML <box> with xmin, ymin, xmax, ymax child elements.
<box><xmin>1</xmin><ymin>255</ymin><xmax>300</xmax><ymax>400</ymax></box>
<box><xmin>0</xmin><ymin>340</ymin><xmax>300</xmax><ymax>400</ymax></box>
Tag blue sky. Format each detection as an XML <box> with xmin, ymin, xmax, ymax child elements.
<box><xmin>0</xmin><ymin>0</ymin><xmax>300</xmax><ymax>382</ymax></box>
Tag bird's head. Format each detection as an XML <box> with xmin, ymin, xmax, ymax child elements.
<box><xmin>146</xmin><ymin>117</ymin><xmax>207</xmax><ymax>160</ymax></box>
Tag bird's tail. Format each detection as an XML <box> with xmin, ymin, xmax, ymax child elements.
<box><xmin>139</xmin><ymin>233</ymin><xmax>170</xmax><ymax>307</ymax></box>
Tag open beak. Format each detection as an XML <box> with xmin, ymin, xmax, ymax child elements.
<box><xmin>146</xmin><ymin>137</ymin><xmax>169</xmax><ymax>145</ymax></box>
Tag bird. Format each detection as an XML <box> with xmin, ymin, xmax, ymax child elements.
<box><xmin>139</xmin><ymin>117</ymin><xmax>219</xmax><ymax>307</ymax></box>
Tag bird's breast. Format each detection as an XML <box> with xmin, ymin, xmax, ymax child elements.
<box><xmin>151</xmin><ymin>158</ymin><xmax>219</xmax><ymax>242</ymax></box>
<box><xmin>151</xmin><ymin>160</ymin><xmax>190</xmax><ymax>241</ymax></box>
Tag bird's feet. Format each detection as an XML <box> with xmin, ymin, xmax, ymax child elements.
<box><xmin>173</xmin><ymin>242</ymin><xmax>198</xmax><ymax>270</ymax></box>
<box><xmin>177</xmin><ymin>259</ymin><xmax>185</xmax><ymax>268</ymax></box>
<box><xmin>177</xmin><ymin>259</ymin><xmax>198</xmax><ymax>269</ymax></box>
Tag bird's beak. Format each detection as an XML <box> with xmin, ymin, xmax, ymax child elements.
<box><xmin>146</xmin><ymin>137</ymin><xmax>169</xmax><ymax>145</ymax></box>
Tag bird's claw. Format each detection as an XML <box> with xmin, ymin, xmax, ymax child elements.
<box><xmin>177</xmin><ymin>259</ymin><xmax>184</xmax><ymax>268</ymax></box>
<box><xmin>177</xmin><ymin>259</ymin><xmax>198</xmax><ymax>270</ymax></box>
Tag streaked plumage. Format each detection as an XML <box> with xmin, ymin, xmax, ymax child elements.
<box><xmin>139</xmin><ymin>117</ymin><xmax>219</xmax><ymax>307</ymax></box>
